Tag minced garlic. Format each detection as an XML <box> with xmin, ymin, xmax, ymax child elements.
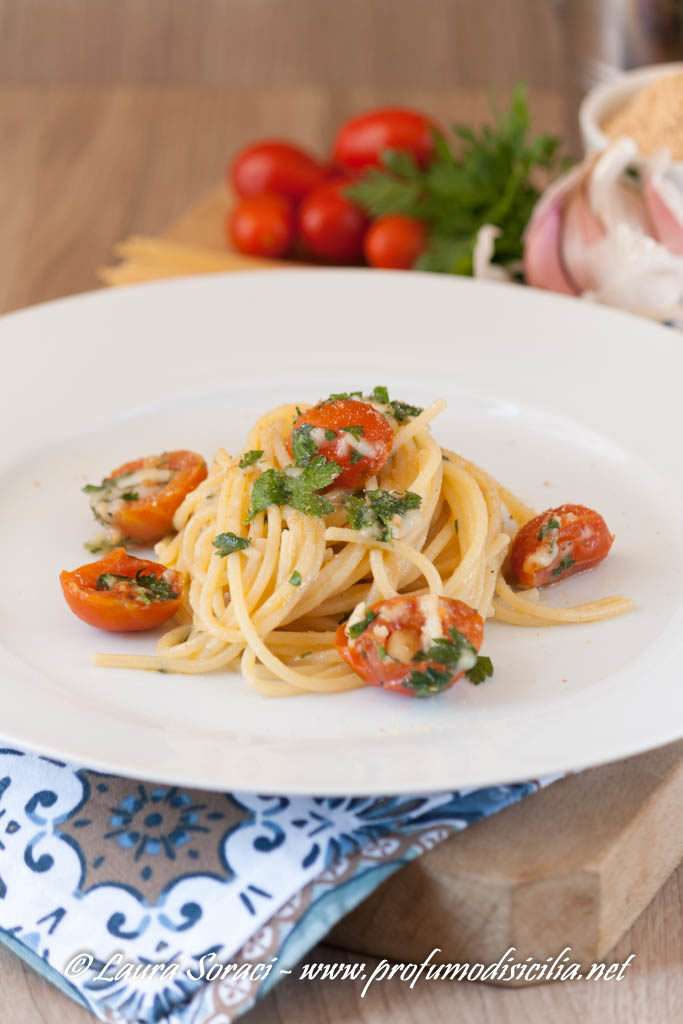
<box><xmin>602</xmin><ymin>72</ymin><xmax>683</xmax><ymax>160</ymax></box>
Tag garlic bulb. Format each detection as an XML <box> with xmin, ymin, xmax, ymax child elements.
<box><xmin>522</xmin><ymin>139</ymin><xmax>683</xmax><ymax>322</ymax></box>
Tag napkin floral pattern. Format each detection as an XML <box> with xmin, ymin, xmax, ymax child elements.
<box><xmin>0</xmin><ymin>747</ymin><xmax>557</xmax><ymax>1023</ymax></box>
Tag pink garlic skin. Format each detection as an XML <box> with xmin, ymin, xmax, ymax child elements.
<box><xmin>644</xmin><ymin>170</ymin><xmax>683</xmax><ymax>256</ymax></box>
<box><xmin>522</xmin><ymin>160</ymin><xmax>590</xmax><ymax>296</ymax></box>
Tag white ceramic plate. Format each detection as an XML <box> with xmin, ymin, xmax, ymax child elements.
<box><xmin>1</xmin><ymin>270</ymin><xmax>682</xmax><ymax>794</ymax></box>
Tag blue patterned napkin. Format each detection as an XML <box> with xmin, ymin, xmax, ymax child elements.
<box><xmin>0</xmin><ymin>747</ymin><xmax>559</xmax><ymax>1022</ymax></box>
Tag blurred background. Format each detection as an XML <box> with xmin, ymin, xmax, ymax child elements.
<box><xmin>1</xmin><ymin>0</ymin><xmax>682</xmax><ymax>311</ymax></box>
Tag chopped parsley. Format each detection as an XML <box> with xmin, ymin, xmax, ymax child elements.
<box><xmin>82</xmin><ymin>482</ymin><xmax>105</xmax><ymax>494</ymax></box>
<box><xmin>378</xmin><ymin>644</ymin><xmax>388</xmax><ymax>660</ymax></box>
<box><xmin>213</xmin><ymin>532</ymin><xmax>250</xmax><ymax>556</ymax></box>
<box><xmin>344</xmin><ymin>489</ymin><xmax>422</xmax><ymax>542</ymax></box>
<box><xmin>413</xmin><ymin>626</ymin><xmax>493</xmax><ymax>688</ymax></box>
<box><xmin>338</xmin><ymin>609</ymin><xmax>352</xmax><ymax>624</ymax></box>
<box><xmin>387</xmin><ymin>399</ymin><xmax>423</xmax><ymax>422</ymax></box>
<box><xmin>370</xmin><ymin>385</ymin><xmax>389</xmax><ymax>404</ymax></box>
<box><xmin>120</xmin><ymin>490</ymin><xmax>139</xmax><ymax>502</ymax></box>
<box><xmin>239</xmin><ymin>450</ymin><xmax>263</xmax><ymax>469</ymax></box>
<box><xmin>538</xmin><ymin>517</ymin><xmax>560</xmax><ymax>541</ymax></box>
<box><xmin>246</xmin><ymin>457</ymin><xmax>342</xmax><ymax>521</ymax></box>
<box><xmin>348</xmin><ymin>608</ymin><xmax>378</xmax><ymax>639</ymax></box>
<box><xmin>95</xmin><ymin>571</ymin><xmax>178</xmax><ymax>604</ymax></box>
<box><xmin>291</xmin><ymin>424</ymin><xmax>319</xmax><ymax>467</ymax></box>
<box><xmin>350</xmin><ymin>451</ymin><xmax>364</xmax><ymax>465</ymax></box>
<box><xmin>289</xmin><ymin>570</ymin><xmax>302</xmax><ymax>586</ymax></box>
<box><xmin>326</xmin><ymin>391</ymin><xmax>363</xmax><ymax>402</ymax></box>
<box><xmin>403</xmin><ymin>665</ymin><xmax>455</xmax><ymax>697</ymax></box>
<box><xmin>344</xmin><ymin>424</ymin><xmax>365</xmax><ymax>440</ymax></box>
<box><xmin>466</xmin><ymin>655</ymin><xmax>493</xmax><ymax>685</ymax></box>
<box><xmin>324</xmin><ymin>428</ymin><xmax>337</xmax><ymax>440</ymax></box>
<box><xmin>552</xmin><ymin>555</ymin><xmax>575</xmax><ymax>577</ymax></box>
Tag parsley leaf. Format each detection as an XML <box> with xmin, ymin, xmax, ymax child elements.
<box><xmin>403</xmin><ymin>665</ymin><xmax>454</xmax><ymax>697</ymax></box>
<box><xmin>350</xmin><ymin>451</ymin><xmax>364</xmax><ymax>465</ymax></box>
<box><xmin>466</xmin><ymin>655</ymin><xmax>494</xmax><ymax>685</ymax></box>
<box><xmin>289</xmin><ymin>570</ymin><xmax>302</xmax><ymax>586</ymax></box>
<box><xmin>324</xmin><ymin>428</ymin><xmax>337</xmax><ymax>440</ymax></box>
<box><xmin>247</xmin><ymin>468</ymin><xmax>291</xmax><ymax>520</ymax></box>
<box><xmin>326</xmin><ymin>391</ymin><xmax>363</xmax><ymax>402</ymax></box>
<box><xmin>213</xmin><ymin>532</ymin><xmax>250</xmax><ymax>556</ymax></box>
<box><xmin>552</xmin><ymin>555</ymin><xmax>575</xmax><ymax>577</ymax></box>
<box><xmin>346</xmin><ymin>85</ymin><xmax>562</xmax><ymax>277</ymax></box>
<box><xmin>82</xmin><ymin>482</ymin><xmax>105</xmax><ymax>494</ymax></box>
<box><xmin>292</xmin><ymin>424</ymin><xmax>319</xmax><ymax>467</ymax></box>
<box><xmin>415</xmin><ymin>626</ymin><xmax>478</xmax><ymax>671</ymax></box>
<box><xmin>344</xmin><ymin>489</ymin><xmax>421</xmax><ymax>542</ymax></box>
<box><xmin>120</xmin><ymin>490</ymin><xmax>139</xmax><ymax>502</ymax></box>
<box><xmin>343</xmin><ymin>424</ymin><xmax>365</xmax><ymax>440</ymax></box>
<box><xmin>239</xmin><ymin>450</ymin><xmax>263</xmax><ymax>469</ymax></box>
<box><xmin>134</xmin><ymin>572</ymin><xmax>179</xmax><ymax>602</ymax></box>
<box><xmin>537</xmin><ymin>517</ymin><xmax>560</xmax><ymax>541</ymax></box>
<box><xmin>348</xmin><ymin>609</ymin><xmax>378</xmax><ymax>639</ymax></box>
<box><xmin>246</xmin><ymin>458</ymin><xmax>342</xmax><ymax>521</ymax></box>
<box><xmin>387</xmin><ymin>400</ymin><xmax>423</xmax><ymax>422</ymax></box>
<box><xmin>370</xmin><ymin>385</ymin><xmax>389</xmax><ymax>404</ymax></box>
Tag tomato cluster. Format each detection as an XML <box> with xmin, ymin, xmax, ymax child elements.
<box><xmin>227</xmin><ymin>109</ymin><xmax>436</xmax><ymax>268</ymax></box>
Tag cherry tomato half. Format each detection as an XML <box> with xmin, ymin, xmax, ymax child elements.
<box><xmin>332</xmin><ymin>108</ymin><xmax>437</xmax><ymax>171</ymax></box>
<box><xmin>60</xmin><ymin>548</ymin><xmax>184</xmax><ymax>632</ymax></box>
<box><xmin>288</xmin><ymin>398</ymin><xmax>394</xmax><ymax>490</ymax></box>
<box><xmin>228</xmin><ymin>193</ymin><xmax>295</xmax><ymax>258</ymax></box>
<box><xmin>336</xmin><ymin>595</ymin><xmax>485</xmax><ymax>697</ymax></box>
<box><xmin>297</xmin><ymin>181</ymin><xmax>368</xmax><ymax>263</ymax></box>
<box><xmin>230</xmin><ymin>141</ymin><xmax>327</xmax><ymax>203</ymax></box>
<box><xmin>364</xmin><ymin>214</ymin><xmax>426</xmax><ymax>269</ymax></box>
<box><xmin>510</xmin><ymin>504</ymin><xmax>614</xmax><ymax>588</ymax></box>
<box><xmin>86</xmin><ymin>450</ymin><xmax>207</xmax><ymax>545</ymax></box>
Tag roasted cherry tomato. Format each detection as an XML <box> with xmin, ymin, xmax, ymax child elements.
<box><xmin>297</xmin><ymin>180</ymin><xmax>369</xmax><ymax>263</ymax></box>
<box><xmin>228</xmin><ymin>193</ymin><xmax>295</xmax><ymax>258</ymax></box>
<box><xmin>86</xmin><ymin>450</ymin><xmax>207</xmax><ymax>545</ymax></box>
<box><xmin>336</xmin><ymin>595</ymin><xmax>487</xmax><ymax>697</ymax></box>
<box><xmin>288</xmin><ymin>398</ymin><xmax>394</xmax><ymax>490</ymax></box>
<box><xmin>332</xmin><ymin>108</ymin><xmax>437</xmax><ymax>171</ymax></box>
<box><xmin>510</xmin><ymin>504</ymin><xmax>614</xmax><ymax>588</ymax></box>
<box><xmin>364</xmin><ymin>214</ymin><xmax>426</xmax><ymax>269</ymax></box>
<box><xmin>60</xmin><ymin>548</ymin><xmax>184</xmax><ymax>632</ymax></box>
<box><xmin>230</xmin><ymin>141</ymin><xmax>327</xmax><ymax>203</ymax></box>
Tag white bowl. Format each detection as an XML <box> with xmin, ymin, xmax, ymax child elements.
<box><xmin>579</xmin><ymin>62</ymin><xmax>683</xmax><ymax>190</ymax></box>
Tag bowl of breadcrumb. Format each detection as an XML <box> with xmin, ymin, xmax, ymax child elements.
<box><xmin>579</xmin><ymin>62</ymin><xmax>683</xmax><ymax>189</ymax></box>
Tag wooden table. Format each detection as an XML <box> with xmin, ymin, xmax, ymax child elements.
<box><xmin>0</xmin><ymin>84</ymin><xmax>681</xmax><ymax>1024</ymax></box>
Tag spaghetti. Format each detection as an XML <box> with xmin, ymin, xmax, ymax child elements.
<box><xmin>93</xmin><ymin>395</ymin><xmax>633</xmax><ymax>696</ymax></box>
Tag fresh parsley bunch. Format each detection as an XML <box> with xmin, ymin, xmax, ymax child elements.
<box><xmin>346</xmin><ymin>85</ymin><xmax>561</xmax><ymax>276</ymax></box>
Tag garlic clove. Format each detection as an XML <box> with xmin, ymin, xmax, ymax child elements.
<box><xmin>561</xmin><ymin>186</ymin><xmax>604</xmax><ymax>292</ymax></box>
<box><xmin>523</xmin><ymin>196</ymin><xmax>578</xmax><ymax>295</ymax></box>
<box><xmin>644</xmin><ymin>165</ymin><xmax>683</xmax><ymax>256</ymax></box>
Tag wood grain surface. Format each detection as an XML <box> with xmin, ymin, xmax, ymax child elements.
<box><xmin>0</xmin><ymin>82</ymin><xmax>681</xmax><ymax>1024</ymax></box>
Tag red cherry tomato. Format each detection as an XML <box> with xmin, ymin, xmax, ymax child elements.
<box><xmin>230</xmin><ymin>141</ymin><xmax>326</xmax><ymax>203</ymax></box>
<box><xmin>364</xmin><ymin>214</ymin><xmax>426</xmax><ymax>269</ymax></box>
<box><xmin>288</xmin><ymin>398</ymin><xmax>394</xmax><ymax>490</ymax></box>
<box><xmin>510</xmin><ymin>504</ymin><xmax>614</xmax><ymax>588</ymax></box>
<box><xmin>297</xmin><ymin>181</ymin><xmax>368</xmax><ymax>263</ymax></box>
<box><xmin>228</xmin><ymin>194</ymin><xmax>295</xmax><ymax>258</ymax></box>
<box><xmin>333</xmin><ymin>108</ymin><xmax>437</xmax><ymax>171</ymax></box>
<box><xmin>60</xmin><ymin>548</ymin><xmax>184</xmax><ymax>632</ymax></box>
<box><xmin>336</xmin><ymin>595</ymin><xmax>485</xmax><ymax>697</ymax></box>
<box><xmin>86</xmin><ymin>451</ymin><xmax>208</xmax><ymax>545</ymax></box>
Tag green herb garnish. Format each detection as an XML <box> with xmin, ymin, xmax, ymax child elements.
<box><xmin>466</xmin><ymin>655</ymin><xmax>493</xmax><ymax>685</ymax></box>
<box><xmin>95</xmin><ymin>571</ymin><xmax>178</xmax><ymax>604</ymax></box>
<box><xmin>346</xmin><ymin>85</ymin><xmax>562</xmax><ymax>276</ymax></box>
<box><xmin>246</xmin><ymin>457</ymin><xmax>342</xmax><ymax>521</ymax></box>
<box><xmin>213</xmin><ymin>532</ymin><xmax>250</xmax><ymax>556</ymax></box>
<box><xmin>344</xmin><ymin>489</ymin><xmax>421</xmax><ymax>542</ymax></box>
<box><xmin>324</xmin><ymin>428</ymin><xmax>337</xmax><ymax>440</ymax></box>
<box><xmin>348</xmin><ymin>608</ymin><xmax>378</xmax><ymax>639</ymax></box>
<box><xmin>289</xmin><ymin>570</ymin><xmax>302</xmax><ymax>586</ymax></box>
<box><xmin>120</xmin><ymin>491</ymin><xmax>139</xmax><ymax>502</ymax></box>
<box><xmin>350</xmin><ymin>451</ymin><xmax>364</xmax><ymax>465</ymax></box>
<box><xmin>538</xmin><ymin>517</ymin><xmax>560</xmax><ymax>541</ymax></box>
<box><xmin>291</xmin><ymin>424</ymin><xmax>319</xmax><ymax>467</ymax></box>
<box><xmin>404</xmin><ymin>665</ymin><xmax>455</xmax><ymax>697</ymax></box>
<box><xmin>239</xmin><ymin>450</ymin><xmax>263</xmax><ymax>469</ymax></box>
<box><xmin>343</xmin><ymin>425</ymin><xmax>365</xmax><ymax>440</ymax></box>
<box><xmin>552</xmin><ymin>555</ymin><xmax>575</xmax><ymax>577</ymax></box>
<box><xmin>370</xmin><ymin>385</ymin><xmax>389</xmax><ymax>404</ymax></box>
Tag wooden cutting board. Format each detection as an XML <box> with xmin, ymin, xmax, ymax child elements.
<box><xmin>102</xmin><ymin>186</ymin><xmax>683</xmax><ymax>983</ymax></box>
